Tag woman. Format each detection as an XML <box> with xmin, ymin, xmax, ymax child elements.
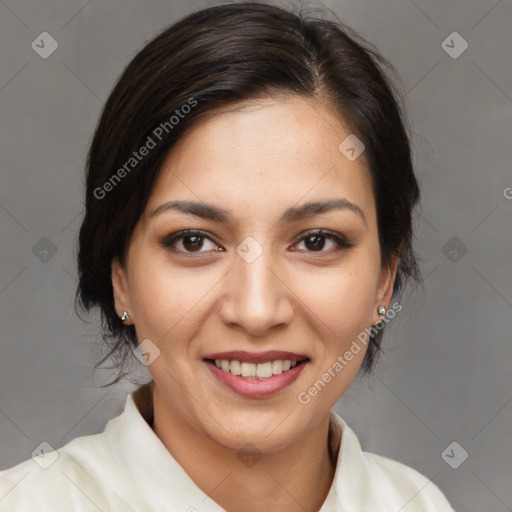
<box><xmin>0</xmin><ymin>3</ymin><xmax>455</xmax><ymax>511</ymax></box>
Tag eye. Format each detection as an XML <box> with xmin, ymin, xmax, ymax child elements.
<box><xmin>160</xmin><ymin>230</ymin><xmax>221</xmax><ymax>254</ymax></box>
<box><xmin>160</xmin><ymin>228</ymin><xmax>354</xmax><ymax>256</ymax></box>
<box><xmin>293</xmin><ymin>229</ymin><xmax>354</xmax><ymax>253</ymax></box>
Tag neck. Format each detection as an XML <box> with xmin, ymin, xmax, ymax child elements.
<box><xmin>151</xmin><ymin>387</ymin><xmax>336</xmax><ymax>512</ymax></box>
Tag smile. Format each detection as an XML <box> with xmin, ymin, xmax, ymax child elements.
<box><xmin>212</xmin><ymin>359</ymin><xmax>305</xmax><ymax>379</ymax></box>
<box><xmin>203</xmin><ymin>350</ymin><xmax>311</xmax><ymax>398</ymax></box>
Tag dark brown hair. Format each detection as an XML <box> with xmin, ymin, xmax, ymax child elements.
<box><xmin>76</xmin><ymin>2</ymin><xmax>421</xmax><ymax>385</ymax></box>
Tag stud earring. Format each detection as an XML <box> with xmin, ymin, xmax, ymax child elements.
<box><xmin>121</xmin><ymin>311</ymin><xmax>130</xmax><ymax>322</ymax></box>
<box><xmin>377</xmin><ymin>305</ymin><xmax>386</xmax><ymax>316</ymax></box>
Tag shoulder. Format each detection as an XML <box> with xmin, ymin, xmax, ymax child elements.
<box><xmin>329</xmin><ymin>412</ymin><xmax>455</xmax><ymax>511</ymax></box>
<box><xmin>363</xmin><ymin>451</ymin><xmax>455</xmax><ymax>511</ymax></box>
<box><xmin>0</xmin><ymin>431</ymin><xmax>128</xmax><ymax>511</ymax></box>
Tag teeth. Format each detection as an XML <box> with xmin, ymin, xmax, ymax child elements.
<box><xmin>230</xmin><ymin>360</ymin><xmax>241</xmax><ymax>375</ymax></box>
<box><xmin>256</xmin><ymin>362</ymin><xmax>273</xmax><ymax>378</ymax></box>
<box><xmin>241</xmin><ymin>362</ymin><xmax>256</xmax><ymax>377</ymax></box>
<box><xmin>213</xmin><ymin>359</ymin><xmax>303</xmax><ymax>379</ymax></box>
<box><xmin>272</xmin><ymin>360</ymin><xmax>283</xmax><ymax>375</ymax></box>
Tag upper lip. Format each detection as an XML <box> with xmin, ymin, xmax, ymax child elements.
<box><xmin>203</xmin><ymin>350</ymin><xmax>310</xmax><ymax>364</ymax></box>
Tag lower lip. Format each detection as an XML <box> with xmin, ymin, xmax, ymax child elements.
<box><xmin>205</xmin><ymin>360</ymin><xmax>308</xmax><ymax>398</ymax></box>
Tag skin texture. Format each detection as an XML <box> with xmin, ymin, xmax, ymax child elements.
<box><xmin>112</xmin><ymin>95</ymin><xmax>398</xmax><ymax>512</ymax></box>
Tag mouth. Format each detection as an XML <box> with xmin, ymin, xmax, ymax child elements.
<box><xmin>203</xmin><ymin>351</ymin><xmax>311</xmax><ymax>398</ymax></box>
<box><xmin>205</xmin><ymin>357</ymin><xmax>309</xmax><ymax>379</ymax></box>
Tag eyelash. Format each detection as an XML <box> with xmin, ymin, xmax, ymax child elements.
<box><xmin>160</xmin><ymin>229</ymin><xmax>354</xmax><ymax>256</ymax></box>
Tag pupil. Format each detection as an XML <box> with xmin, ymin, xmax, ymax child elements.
<box><xmin>184</xmin><ymin>235</ymin><xmax>202</xmax><ymax>251</ymax></box>
<box><xmin>306</xmin><ymin>235</ymin><xmax>324</xmax><ymax>251</ymax></box>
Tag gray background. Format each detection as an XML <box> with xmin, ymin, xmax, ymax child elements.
<box><xmin>1</xmin><ymin>0</ymin><xmax>511</xmax><ymax>510</ymax></box>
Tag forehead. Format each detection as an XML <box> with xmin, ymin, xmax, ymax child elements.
<box><xmin>144</xmin><ymin>96</ymin><xmax>376</xmax><ymax>227</ymax></box>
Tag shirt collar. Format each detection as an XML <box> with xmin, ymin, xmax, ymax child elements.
<box><xmin>108</xmin><ymin>380</ymin><xmax>362</xmax><ymax>511</ymax></box>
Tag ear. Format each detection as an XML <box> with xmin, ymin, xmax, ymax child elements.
<box><xmin>111</xmin><ymin>258</ymin><xmax>133</xmax><ymax>324</ymax></box>
<box><xmin>373</xmin><ymin>254</ymin><xmax>400</xmax><ymax>325</ymax></box>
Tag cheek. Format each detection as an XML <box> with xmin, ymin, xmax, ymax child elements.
<box><xmin>293</xmin><ymin>258</ymin><xmax>378</xmax><ymax>334</ymax></box>
<box><xmin>128</xmin><ymin>254</ymin><xmax>179</xmax><ymax>334</ymax></box>
<box><xmin>129</xmin><ymin>256</ymin><xmax>217</xmax><ymax>340</ymax></box>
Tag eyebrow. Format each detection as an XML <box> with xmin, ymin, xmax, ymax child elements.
<box><xmin>151</xmin><ymin>198</ymin><xmax>367</xmax><ymax>226</ymax></box>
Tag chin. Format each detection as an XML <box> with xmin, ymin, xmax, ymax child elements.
<box><xmin>202</xmin><ymin>407</ymin><xmax>311</xmax><ymax>453</ymax></box>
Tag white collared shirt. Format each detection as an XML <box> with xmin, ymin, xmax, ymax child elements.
<box><xmin>0</xmin><ymin>382</ymin><xmax>454</xmax><ymax>511</ymax></box>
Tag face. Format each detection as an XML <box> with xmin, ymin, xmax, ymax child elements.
<box><xmin>112</xmin><ymin>95</ymin><xmax>397</xmax><ymax>452</ymax></box>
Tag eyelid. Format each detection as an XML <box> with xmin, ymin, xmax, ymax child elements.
<box><xmin>293</xmin><ymin>228</ymin><xmax>353</xmax><ymax>245</ymax></box>
<box><xmin>292</xmin><ymin>228</ymin><xmax>355</xmax><ymax>252</ymax></box>
<box><xmin>160</xmin><ymin>229</ymin><xmax>220</xmax><ymax>253</ymax></box>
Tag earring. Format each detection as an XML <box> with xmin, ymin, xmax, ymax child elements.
<box><xmin>377</xmin><ymin>305</ymin><xmax>386</xmax><ymax>316</ymax></box>
<box><xmin>121</xmin><ymin>311</ymin><xmax>130</xmax><ymax>322</ymax></box>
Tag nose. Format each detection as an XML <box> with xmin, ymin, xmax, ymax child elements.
<box><xmin>217</xmin><ymin>246</ymin><xmax>294</xmax><ymax>337</ymax></box>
